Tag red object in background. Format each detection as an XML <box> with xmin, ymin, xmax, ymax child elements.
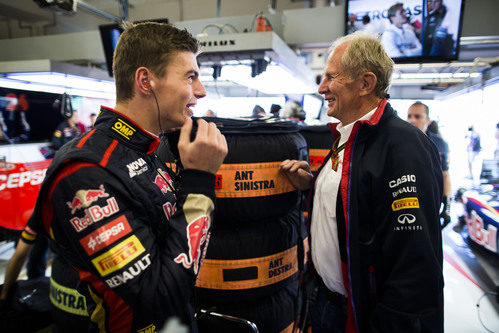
<box><xmin>0</xmin><ymin>159</ymin><xmax>51</xmax><ymax>230</ymax></box>
<box><xmin>412</xmin><ymin>19</ymin><xmax>422</xmax><ymax>30</ymax></box>
<box><xmin>256</xmin><ymin>16</ymin><xmax>266</xmax><ymax>32</ymax></box>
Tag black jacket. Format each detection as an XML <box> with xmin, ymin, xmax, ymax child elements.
<box><xmin>310</xmin><ymin>101</ymin><xmax>444</xmax><ymax>332</ymax></box>
<box><xmin>28</xmin><ymin>106</ymin><xmax>216</xmax><ymax>332</ymax></box>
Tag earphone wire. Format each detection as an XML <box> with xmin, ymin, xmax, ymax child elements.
<box><xmin>149</xmin><ymin>86</ymin><xmax>180</xmax><ymax>178</ymax></box>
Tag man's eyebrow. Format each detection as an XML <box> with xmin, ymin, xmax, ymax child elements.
<box><xmin>324</xmin><ymin>71</ymin><xmax>339</xmax><ymax>77</ymax></box>
<box><xmin>186</xmin><ymin>69</ymin><xmax>199</xmax><ymax>77</ymax></box>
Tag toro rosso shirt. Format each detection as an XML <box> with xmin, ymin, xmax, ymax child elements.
<box><xmin>27</xmin><ymin>106</ymin><xmax>216</xmax><ymax>332</ymax></box>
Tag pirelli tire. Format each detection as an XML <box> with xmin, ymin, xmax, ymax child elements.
<box><xmin>196</xmin><ymin>279</ymin><xmax>300</xmax><ymax>333</ymax></box>
<box><xmin>299</xmin><ymin>124</ymin><xmax>334</xmax><ymax>173</ymax></box>
<box><xmin>157</xmin><ymin>117</ymin><xmax>308</xmax><ymax>224</ymax></box>
<box><xmin>195</xmin><ymin>207</ymin><xmax>302</xmax><ymax>303</ymax></box>
<box><xmin>216</xmin><ymin>118</ymin><xmax>307</xmax><ymax>223</ymax></box>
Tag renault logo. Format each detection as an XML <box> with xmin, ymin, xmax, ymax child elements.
<box><xmin>397</xmin><ymin>214</ymin><xmax>416</xmax><ymax>224</ymax></box>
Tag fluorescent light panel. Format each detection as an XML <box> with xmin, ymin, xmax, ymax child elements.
<box><xmin>0</xmin><ymin>72</ymin><xmax>116</xmax><ymax>99</ymax></box>
<box><xmin>217</xmin><ymin>64</ymin><xmax>317</xmax><ymax>95</ymax></box>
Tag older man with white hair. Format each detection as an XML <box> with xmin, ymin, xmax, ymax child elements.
<box><xmin>281</xmin><ymin>31</ymin><xmax>443</xmax><ymax>332</ymax></box>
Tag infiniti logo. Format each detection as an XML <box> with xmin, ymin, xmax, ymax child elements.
<box><xmin>397</xmin><ymin>214</ymin><xmax>416</xmax><ymax>224</ymax></box>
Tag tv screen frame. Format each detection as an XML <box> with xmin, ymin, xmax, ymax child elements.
<box><xmin>345</xmin><ymin>0</ymin><xmax>466</xmax><ymax>63</ymax></box>
<box><xmin>99</xmin><ymin>18</ymin><xmax>169</xmax><ymax>77</ymax></box>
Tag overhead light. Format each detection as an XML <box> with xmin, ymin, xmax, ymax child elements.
<box><xmin>219</xmin><ymin>64</ymin><xmax>316</xmax><ymax>95</ymax></box>
<box><xmin>197</xmin><ymin>31</ymin><xmax>317</xmax><ymax>95</ymax></box>
<box><xmin>0</xmin><ymin>72</ymin><xmax>115</xmax><ymax>99</ymax></box>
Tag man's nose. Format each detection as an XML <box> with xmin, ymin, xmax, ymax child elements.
<box><xmin>194</xmin><ymin>80</ymin><xmax>207</xmax><ymax>99</ymax></box>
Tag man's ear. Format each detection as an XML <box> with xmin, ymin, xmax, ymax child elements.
<box><xmin>358</xmin><ymin>72</ymin><xmax>377</xmax><ymax>96</ymax></box>
<box><xmin>136</xmin><ymin>67</ymin><xmax>152</xmax><ymax>95</ymax></box>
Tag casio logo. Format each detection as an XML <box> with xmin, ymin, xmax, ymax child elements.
<box><xmin>397</xmin><ymin>214</ymin><xmax>416</xmax><ymax>224</ymax></box>
<box><xmin>389</xmin><ymin>174</ymin><xmax>416</xmax><ymax>188</ymax></box>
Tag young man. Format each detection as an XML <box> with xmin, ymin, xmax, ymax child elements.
<box><xmin>281</xmin><ymin>32</ymin><xmax>443</xmax><ymax>332</ymax></box>
<box><xmin>407</xmin><ymin>102</ymin><xmax>452</xmax><ymax>228</ymax></box>
<box><xmin>381</xmin><ymin>3</ymin><xmax>422</xmax><ymax>57</ymax></box>
<box><xmin>19</xmin><ymin>22</ymin><xmax>227</xmax><ymax>332</ymax></box>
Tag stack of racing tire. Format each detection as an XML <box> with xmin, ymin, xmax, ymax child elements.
<box><xmin>298</xmin><ymin>124</ymin><xmax>334</xmax><ymax>176</ymax></box>
<box><xmin>162</xmin><ymin>117</ymin><xmax>308</xmax><ymax>332</ymax></box>
<box><xmin>297</xmin><ymin>124</ymin><xmax>334</xmax><ymax>219</ymax></box>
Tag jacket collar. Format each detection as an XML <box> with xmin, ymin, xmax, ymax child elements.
<box><xmin>327</xmin><ymin>99</ymin><xmax>390</xmax><ymax>138</ymax></box>
<box><xmin>95</xmin><ymin>106</ymin><xmax>160</xmax><ymax>154</ymax></box>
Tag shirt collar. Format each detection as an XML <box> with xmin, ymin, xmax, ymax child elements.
<box><xmin>94</xmin><ymin>106</ymin><xmax>160</xmax><ymax>154</ymax></box>
<box><xmin>336</xmin><ymin>107</ymin><xmax>376</xmax><ymax>139</ymax></box>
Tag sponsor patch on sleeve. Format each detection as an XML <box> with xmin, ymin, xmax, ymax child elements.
<box><xmin>79</xmin><ymin>215</ymin><xmax>132</xmax><ymax>255</ymax></box>
<box><xmin>91</xmin><ymin>235</ymin><xmax>145</xmax><ymax>276</ymax></box>
<box><xmin>391</xmin><ymin>197</ymin><xmax>419</xmax><ymax>211</ymax></box>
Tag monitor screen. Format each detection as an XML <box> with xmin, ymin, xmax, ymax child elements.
<box><xmin>346</xmin><ymin>0</ymin><xmax>465</xmax><ymax>63</ymax></box>
<box><xmin>99</xmin><ymin>18</ymin><xmax>169</xmax><ymax>77</ymax></box>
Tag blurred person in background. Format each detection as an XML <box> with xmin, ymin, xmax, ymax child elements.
<box><xmin>52</xmin><ymin>110</ymin><xmax>85</xmax><ymax>150</ymax></box>
<box><xmin>270</xmin><ymin>103</ymin><xmax>282</xmax><ymax>118</ymax></box>
<box><xmin>361</xmin><ymin>15</ymin><xmax>376</xmax><ymax>34</ymax></box>
<box><xmin>423</xmin><ymin>0</ymin><xmax>456</xmax><ymax>57</ymax></box>
<box><xmin>89</xmin><ymin>113</ymin><xmax>97</xmax><ymax>129</ymax></box>
<box><xmin>0</xmin><ymin>126</ymin><xmax>11</xmax><ymax>144</ymax></box>
<box><xmin>203</xmin><ymin>109</ymin><xmax>217</xmax><ymax>117</ymax></box>
<box><xmin>252</xmin><ymin>104</ymin><xmax>266</xmax><ymax>118</ymax></box>
<box><xmin>281</xmin><ymin>100</ymin><xmax>306</xmax><ymax>124</ymax></box>
<box><xmin>407</xmin><ymin>102</ymin><xmax>451</xmax><ymax>228</ymax></box>
<box><xmin>346</xmin><ymin>13</ymin><xmax>359</xmax><ymax>34</ymax></box>
<box><xmin>381</xmin><ymin>3</ymin><xmax>422</xmax><ymax>57</ymax></box>
<box><xmin>466</xmin><ymin>125</ymin><xmax>482</xmax><ymax>182</ymax></box>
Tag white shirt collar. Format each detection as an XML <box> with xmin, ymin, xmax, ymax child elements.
<box><xmin>336</xmin><ymin>107</ymin><xmax>377</xmax><ymax>137</ymax></box>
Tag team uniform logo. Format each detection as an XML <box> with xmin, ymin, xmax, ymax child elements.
<box><xmin>105</xmin><ymin>253</ymin><xmax>152</xmax><ymax>288</ymax></box>
<box><xmin>127</xmin><ymin>158</ymin><xmax>148</xmax><ymax>178</ymax></box>
<box><xmin>391</xmin><ymin>197</ymin><xmax>420</xmax><ymax>211</ymax></box>
<box><xmin>162</xmin><ymin>202</ymin><xmax>177</xmax><ymax>220</ymax></box>
<box><xmin>137</xmin><ymin>324</ymin><xmax>156</xmax><ymax>333</ymax></box>
<box><xmin>388</xmin><ymin>174</ymin><xmax>416</xmax><ymax>188</ymax></box>
<box><xmin>70</xmin><ymin>197</ymin><xmax>119</xmax><ymax>232</ymax></box>
<box><xmin>397</xmin><ymin>213</ymin><xmax>416</xmax><ymax>224</ymax></box>
<box><xmin>79</xmin><ymin>215</ymin><xmax>131</xmax><ymax>255</ymax></box>
<box><xmin>67</xmin><ymin>184</ymin><xmax>109</xmax><ymax>214</ymax></box>
<box><xmin>154</xmin><ymin>169</ymin><xmax>174</xmax><ymax>194</ymax></box>
<box><xmin>174</xmin><ymin>215</ymin><xmax>211</xmax><ymax>274</ymax></box>
<box><xmin>111</xmin><ymin>118</ymin><xmax>136</xmax><ymax>140</ymax></box>
<box><xmin>466</xmin><ymin>210</ymin><xmax>497</xmax><ymax>252</ymax></box>
<box><xmin>91</xmin><ymin>235</ymin><xmax>145</xmax><ymax>276</ymax></box>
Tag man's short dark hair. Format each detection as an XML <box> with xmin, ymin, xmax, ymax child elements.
<box><xmin>411</xmin><ymin>101</ymin><xmax>430</xmax><ymax>117</ymax></box>
<box><xmin>113</xmin><ymin>22</ymin><xmax>199</xmax><ymax>103</ymax></box>
<box><xmin>387</xmin><ymin>3</ymin><xmax>404</xmax><ymax>23</ymax></box>
<box><xmin>362</xmin><ymin>15</ymin><xmax>370</xmax><ymax>24</ymax></box>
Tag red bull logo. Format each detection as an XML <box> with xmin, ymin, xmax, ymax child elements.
<box><xmin>174</xmin><ymin>215</ymin><xmax>210</xmax><ymax>274</ymax></box>
<box><xmin>67</xmin><ymin>184</ymin><xmax>109</xmax><ymax>214</ymax></box>
<box><xmin>154</xmin><ymin>175</ymin><xmax>170</xmax><ymax>194</ymax></box>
